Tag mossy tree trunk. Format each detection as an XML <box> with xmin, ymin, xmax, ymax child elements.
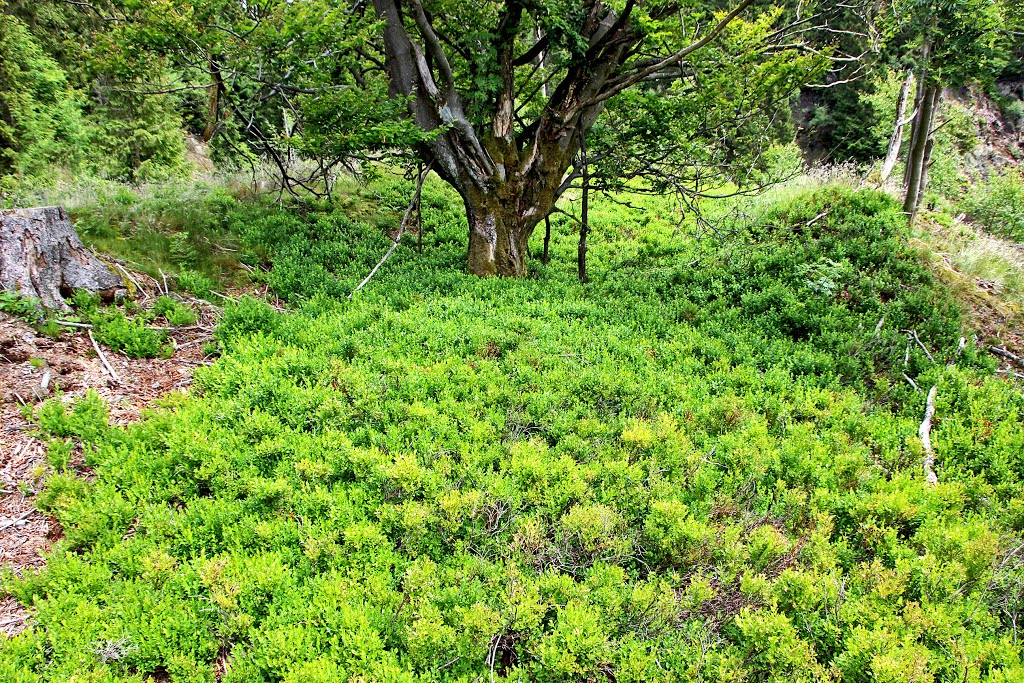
<box><xmin>465</xmin><ymin>190</ymin><xmax>539</xmax><ymax>278</ymax></box>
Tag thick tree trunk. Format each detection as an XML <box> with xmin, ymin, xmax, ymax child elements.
<box><xmin>465</xmin><ymin>194</ymin><xmax>534</xmax><ymax>277</ymax></box>
<box><xmin>0</xmin><ymin>206</ymin><xmax>122</xmax><ymax>311</ymax></box>
<box><xmin>880</xmin><ymin>70</ymin><xmax>913</xmax><ymax>184</ymax></box>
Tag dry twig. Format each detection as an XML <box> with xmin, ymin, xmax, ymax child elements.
<box><xmin>351</xmin><ymin>162</ymin><xmax>433</xmax><ymax>298</ymax></box>
<box><xmin>88</xmin><ymin>329</ymin><xmax>120</xmax><ymax>384</ymax></box>
<box><xmin>990</xmin><ymin>346</ymin><xmax>1024</xmax><ymax>367</ymax></box>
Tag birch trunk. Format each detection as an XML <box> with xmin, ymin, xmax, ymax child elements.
<box><xmin>880</xmin><ymin>71</ymin><xmax>914</xmax><ymax>184</ymax></box>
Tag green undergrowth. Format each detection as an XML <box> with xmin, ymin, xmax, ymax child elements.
<box><xmin>0</xmin><ymin>288</ymin><xmax>199</xmax><ymax>358</ymax></box>
<box><xmin>18</xmin><ymin>179</ymin><xmax>264</xmax><ymax>292</ymax></box>
<box><xmin>964</xmin><ymin>167</ymin><xmax>1024</xmax><ymax>243</ymax></box>
<box><xmin>3</xmin><ymin>182</ymin><xmax>1024</xmax><ymax>682</ymax></box>
<box><xmin>67</xmin><ymin>292</ymin><xmax>199</xmax><ymax>359</ymax></box>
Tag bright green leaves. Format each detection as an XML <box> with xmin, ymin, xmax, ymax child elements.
<box><xmin>887</xmin><ymin>0</ymin><xmax>1012</xmax><ymax>88</ymax></box>
<box><xmin>589</xmin><ymin>9</ymin><xmax>828</xmax><ymax>196</ymax></box>
<box><xmin>5</xmin><ymin>182</ymin><xmax>1024</xmax><ymax>681</ymax></box>
<box><xmin>0</xmin><ymin>13</ymin><xmax>86</xmax><ymax>175</ymax></box>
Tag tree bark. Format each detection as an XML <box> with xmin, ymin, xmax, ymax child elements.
<box><xmin>903</xmin><ymin>83</ymin><xmax>939</xmax><ymax>225</ymax></box>
<box><xmin>902</xmin><ymin>77</ymin><xmax>924</xmax><ymax>188</ymax></box>
<box><xmin>465</xmin><ymin>192</ymin><xmax>535</xmax><ymax>277</ymax></box>
<box><xmin>0</xmin><ymin>206</ymin><xmax>122</xmax><ymax>311</ymax></box>
<box><xmin>542</xmin><ymin>216</ymin><xmax>551</xmax><ymax>265</ymax></box>
<box><xmin>578</xmin><ymin>140</ymin><xmax>589</xmax><ymax>284</ymax></box>
<box><xmin>880</xmin><ymin>70</ymin><xmax>913</xmax><ymax>184</ymax></box>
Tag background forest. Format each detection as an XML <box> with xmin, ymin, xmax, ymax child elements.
<box><xmin>1</xmin><ymin>1</ymin><xmax>1024</xmax><ymax>682</ymax></box>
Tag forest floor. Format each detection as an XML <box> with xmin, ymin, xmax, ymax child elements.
<box><xmin>1</xmin><ymin>180</ymin><xmax>1024</xmax><ymax>681</ymax></box>
<box><xmin>0</xmin><ymin>302</ymin><xmax>215</xmax><ymax>637</ymax></box>
<box><xmin>0</xmin><ymin>209</ymin><xmax>1022</xmax><ymax>643</ymax></box>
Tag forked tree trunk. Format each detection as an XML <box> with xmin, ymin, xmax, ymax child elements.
<box><xmin>903</xmin><ymin>83</ymin><xmax>940</xmax><ymax>225</ymax></box>
<box><xmin>0</xmin><ymin>206</ymin><xmax>122</xmax><ymax>311</ymax></box>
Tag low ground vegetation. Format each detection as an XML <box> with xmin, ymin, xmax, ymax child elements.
<box><xmin>0</xmin><ymin>180</ymin><xmax>1022</xmax><ymax>681</ymax></box>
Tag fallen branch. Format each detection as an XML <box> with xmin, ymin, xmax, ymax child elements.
<box><xmin>903</xmin><ymin>372</ymin><xmax>921</xmax><ymax>393</ymax></box>
<box><xmin>88</xmin><ymin>329</ymin><xmax>120</xmax><ymax>384</ymax></box>
<box><xmin>113</xmin><ymin>262</ymin><xmax>148</xmax><ymax>301</ymax></box>
<box><xmin>33</xmin><ymin>369</ymin><xmax>52</xmax><ymax>401</ymax></box>
<box><xmin>953</xmin><ymin>337</ymin><xmax>966</xmax><ymax>360</ymax></box>
<box><xmin>912</xmin><ymin>330</ymin><xmax>935</xmax><ymax>364</ymax></box>
<box><xmin>805</xmin><ymin>208</ymin><xmax>831</xmax><ymax>227</ymax></box>
<box><xmin>0</xmin><ymin>510</ymin><xmax>35</xmax><ymax>531</ymax></box>
<box><xmin>350</xmin><ymin>162</ymin><xmax>433</xmax><ymax>298</ymax></box>
<box><xmin>989</xmin><ymin>346</ymin><xmax>1024</xmax><ymax>367</ymax></box>
<box><xmin>56</xmin><ymin>320</ymin><xmax>213</xmax><ymax>333</ymax></box>
<box><xmin>10</xmin><ymin>438</ymin><xmax>35</xmax><ymax>463</ymax></box>
<box><xmin>208</xmin><ymin>291</ymin><xmax>239</xmax><ymax>304</ymax></box>
<box><xmin>919</xmin><ymin>384</ymin><xmax>938</xmax><ymax>485</ymax></box>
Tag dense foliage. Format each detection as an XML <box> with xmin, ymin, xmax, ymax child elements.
<box><xmin>0</xmin><ymin>0</ymin><xmax>1023</xmax><ymax>680</ymax></box>
<box><xmin>1</xmin><ymin>182</ymin><xmax>1023</xmax><ymax>681</ymax></box>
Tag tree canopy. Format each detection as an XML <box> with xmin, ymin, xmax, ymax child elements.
<box><xmin>52</xmin><ymin>0</ymin><xmax>838</xmax><ymax>274</ymax></box>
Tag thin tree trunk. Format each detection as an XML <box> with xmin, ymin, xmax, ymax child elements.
<box><xmin>903</xmin><ymin>45</ymin><xmax>930</xmax><ymax>189</ymax></box>
<box><xmin>203</xmin><ymin>57</ymin><xmax>222</xmax><ymax>143</ymax></box>
<box><xmin>416</xmin><ymin>161</ymin><xmax>424</xmax><ymax>254</ymax></box>
<box><xmin>880</xmin><ymin>70</ymin><xmax>913</xmax><ymax>184</ymax></box>
<box><xmin>912</xmin><ymin>102</ymin><xmax>939</xmax><ymax>223</ymax></box>
<box><xmin>542</xmin><ymin>216</ymin><xmax>551</xmax><ymax>265</ymax></box>
<box><xmin>903</xmin><ymin>83</ymin><xmax>939</xmax><ymax>225</ymax></box>
<box><xmin>578</xmin><ymin>141</ymin><xmax>589</xmax><ymax>284</ymax></box>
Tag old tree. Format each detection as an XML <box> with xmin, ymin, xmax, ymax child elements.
<box><xmin>92</xmin><ymin>0</ymin><xmax>835</xmax><ymax>276</ymax></box>
<box><xmin>368</xmin><ymin>0</ymin><xmax>815</xmax><ymax>276</ymax></box>
<box><xmin>366</xmin><ymin>0</ymin><xmax>835</xmax><ymax>275</ymax></box>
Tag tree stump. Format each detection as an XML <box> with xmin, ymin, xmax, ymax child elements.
<box><xmin>0</xmin><ymin>206</ymin><xmax>122</xmax><ymax>311</ymax></box>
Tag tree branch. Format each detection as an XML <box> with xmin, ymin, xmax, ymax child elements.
<box><xmin>589</xmin><ymin>0</ymin><xmax>755</xmax><ymax>105</ymax></box>
<box><xmin>407</xmin><ymin>0</ymin><xmax>456</xmax><ymax>96</ymax></box>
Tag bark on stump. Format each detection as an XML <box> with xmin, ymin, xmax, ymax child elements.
<box><xmin>0</xmin><ymin>206</ymin><xmax>122</xmax><ymax>311</ymax></box>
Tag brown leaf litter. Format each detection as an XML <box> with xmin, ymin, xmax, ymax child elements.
<box><xmin>0</xmin><ymin>293</ymin><xmax>219</xmax><ymax>637</ymax></box>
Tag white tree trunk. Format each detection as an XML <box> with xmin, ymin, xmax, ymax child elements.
<box><xmin>0</xmin><ymin>206</ymin><xmax>122</xmax><ymax>311</ymax></box>
<box><xmin>880</xmin><ymin>70</ymin><xmax>914</xmax><ymax>184</ymax></box>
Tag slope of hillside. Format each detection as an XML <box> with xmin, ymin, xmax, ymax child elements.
<box><xmin>0</xmin><ymin>181</ymin><xmax>1022</xmax><ymax>682</ymax></box>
